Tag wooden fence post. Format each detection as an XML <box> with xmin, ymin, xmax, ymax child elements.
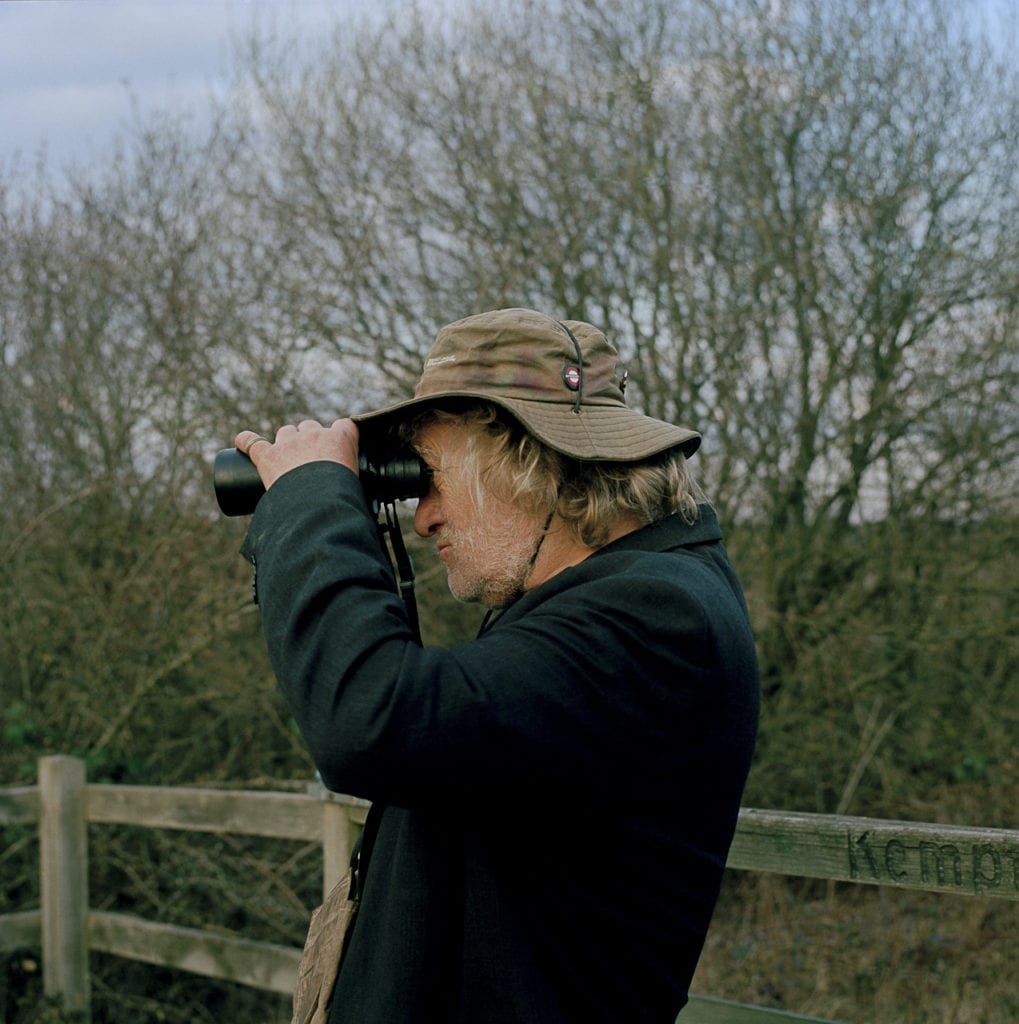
<box><xmin>321</xmin><ymin>799</ymin><xmax>350</xmax><ymax>899</ymax></box>
<box><xmin>39</xmin><ymin>755</ymin><xmax>90</xmax><ymax>1020</ymax></box>
<box><xmin>306</xmin><ymin>784</ymin><xmax>368</xmax><ymax>901</ymax></box>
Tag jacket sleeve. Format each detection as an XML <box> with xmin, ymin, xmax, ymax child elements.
<box><xmin>242</xmin><ymin>462</ymin><xmax>752</xmax><ymax>806</ymax></box>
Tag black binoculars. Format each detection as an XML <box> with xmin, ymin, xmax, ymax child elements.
<box><xmin>213</xmin><ymin>446</ymin><xmax>430</xmax><ymax>516</ymax></box>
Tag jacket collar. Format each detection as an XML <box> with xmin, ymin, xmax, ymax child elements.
<box><xmin>593</xmin><ymin>504</ymin><xmax>723</xmax><ymax>557</ymax></box>
<box><xmin>478</xmin><ymin>506</ymin><xmax>723</xmax><ymax>634</ymax></box>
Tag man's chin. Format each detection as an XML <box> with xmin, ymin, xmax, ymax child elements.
<box><xmin>447</xmin><ymin>574</ymin><xmax>519</xmax><ymax>609</ymax></box>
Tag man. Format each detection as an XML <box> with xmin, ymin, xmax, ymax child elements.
<box><xmin>236</xmin><ymin>308</ymin><xmax>759</xmax><ymax>1023</ymax></box>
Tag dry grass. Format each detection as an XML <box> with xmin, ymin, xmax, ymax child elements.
<box><xmin>692</xmin><ymin>874</ymin><xmax>1019</xmax><ymax>1023</ymax></box>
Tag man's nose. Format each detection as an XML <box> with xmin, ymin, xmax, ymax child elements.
<box><xmin>413</xmin><ymin>488</ymin><xmax>442</xmax><ymax>537</ymax></box>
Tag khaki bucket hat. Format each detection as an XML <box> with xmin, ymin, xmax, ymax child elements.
<box><xmin>354</xmin><ymin>307</ymin><xmax>700</xmax><ymax>462</ymax></box>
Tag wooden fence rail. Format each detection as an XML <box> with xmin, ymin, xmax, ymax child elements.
<box><xmin>2</xmin><ymin>756</ymin><xmax>1017</xmax><ymax>1023</ymax></box>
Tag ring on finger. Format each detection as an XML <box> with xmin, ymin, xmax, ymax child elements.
<box><xmin>244</xmin><ymin>434</ymin><xmax>271</xmax><ymax>456</ymax></box>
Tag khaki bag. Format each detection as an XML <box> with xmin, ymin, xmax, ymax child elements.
<box><xmin>290</xmin><ymin>870</ymin><xmax>359</xmax><ymax>1024</ymax></box>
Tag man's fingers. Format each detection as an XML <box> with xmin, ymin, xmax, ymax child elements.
<box><xmin>232</xmin><ymin>419</ymin><xmax>360</xmax><ymax>491</ymax></box>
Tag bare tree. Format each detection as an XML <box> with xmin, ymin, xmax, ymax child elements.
<box><xmin>227</xmin><ymin>0</ymin><xmax>1019</xmax><ymax>804</ymax></box>
<box><xmin>0</xmin><ymin>113</ymin><xmax>322</xmax><ymax>787</ymax></box>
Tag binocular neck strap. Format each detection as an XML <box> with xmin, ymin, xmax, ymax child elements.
<box><xmin>378</xmin><ymin>499</ymin><xmax>421</xmax><ymax>645</ymax></box>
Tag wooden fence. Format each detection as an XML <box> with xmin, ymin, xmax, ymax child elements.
<box><xmin>2</xmin><ymin>755</ymin><xmax>1018</xmax><ymax>1023</ymax></box>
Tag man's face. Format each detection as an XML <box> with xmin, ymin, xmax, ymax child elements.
<box><xmin>411</xmin><ymin>420</ymin><xmax>544</xmax><ymax>607</ymax></box>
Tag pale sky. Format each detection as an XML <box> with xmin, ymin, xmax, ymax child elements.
<box><xmin>0</xmin><ymin>0</ymin><xmax>400</xmax><ymax>174</ymax></box>
<box><xmin>1</xmin><ymin>0</ymin><xmax>1014</xmax><ymax>178</ymax></box>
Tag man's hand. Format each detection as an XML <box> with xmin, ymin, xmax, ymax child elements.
<box><xmin>234</xmin><ymin>418</ymin><xmax>360</xmax><ymax>492</ymax></box>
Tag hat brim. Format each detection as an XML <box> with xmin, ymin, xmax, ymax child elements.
<box><xmin>354</xmin><ymin>391</ymin><xmax>701</xmax><ymax>462</ymax></box>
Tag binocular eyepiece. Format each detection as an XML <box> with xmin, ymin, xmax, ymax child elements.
<box><xmin>213</xmin><ymin>446</ymin><xmax>431</xmax><ymax>517</ymax></box>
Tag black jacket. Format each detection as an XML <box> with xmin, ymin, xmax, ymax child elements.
<box><xmin>242</xmin><ymin>462</ymin><xmax>759</xmax><ymax>1023</ymax></box>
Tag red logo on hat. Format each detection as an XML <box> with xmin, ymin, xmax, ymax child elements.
<box><xmin>562</xmin><ymin>365</ymin><xmax>582</xmax><ymax>390</ymax></box>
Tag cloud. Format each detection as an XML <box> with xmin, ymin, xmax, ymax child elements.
<box><xmin>0</xmin><ymin>0</ymin><xmax>354</xmax><ymax>170</ymax></box>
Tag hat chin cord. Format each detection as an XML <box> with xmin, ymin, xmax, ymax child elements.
<box><xmin>524</xmin><ymin>507</ymin><xmax>557</xmax><ymax>589</ymax></box>
<box><xmin>559</xmin><ymin>321</ymin><xmax>585</xmax><ymax>414</ymax></box>
<box><xmin>479</xmin><ymin>505</ymin><xmax>557</xmax><ymax>633</ymax></box>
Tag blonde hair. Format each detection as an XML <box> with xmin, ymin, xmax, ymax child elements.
<box><xmin>404</xmin><ymin>402</ymin><xmax>702</xmax><ymax>549</ymax></box>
